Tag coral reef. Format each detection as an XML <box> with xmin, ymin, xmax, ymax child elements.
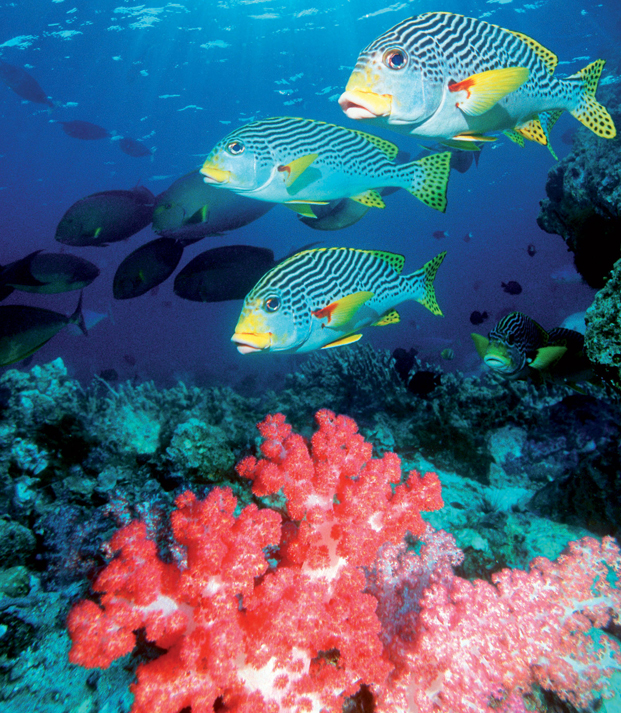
<box><xmin>537</xmin><ymin>85</ymin><xmax>621</xmax><ymax>288</ymax></box>
<box><xmin>584</xmin><ymin>256</ymin><xmax>621</xmax><ymax>390</ymax></box>
<box><xmin>0</xmin><ymin>355</ymin><xmax>619</xmax><ymax>712</ymax></box>
<box><xmin>66</xmin><ymin>412</ymin><xmax>621</xmax><ymax>713</ymax></box>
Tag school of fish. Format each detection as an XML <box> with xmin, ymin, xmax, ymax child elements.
<box><xmin>0</xmin><ymin>10</ymin><xmax>617</xmax><ymax>373</ymax></box>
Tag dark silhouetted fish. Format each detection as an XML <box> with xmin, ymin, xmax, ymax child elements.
<box><xmin>123</xmin><ymin>354</ymin><xmax>136</xmax><ymax>367</ymax></box>
<box><xmin>55</xmin><ymin>186</ymin><xmax>156</xmax><ymax>247</ymax></box>
<box><xmin>118</xmin><ymin>137</ymin><xmax>152</xmax><ymax>157</ymax></box>
<box><xmin>432</xmin><ymin>230</ymin><xmax>448</xmax><ymax>240</ymax></box>
<box><xmin>449</xmin><ymin>150</ymin><xmax>478</xmax><ymax>174</ymax></box>
<box><xmin>0</xmin><ymin>293</ymin><xmax>86</xmax><ymax>367</ymax></box>
<box><xmin>527</xmin><ymin>243</ymin><xmax>536</xmax><ymax>257</ymax></box>
<box><xmin>1</xmin><ymin>250</ymin><xmax>99</xmax><ymax>294</ymax></box>
<box><xmin>469</xmin><ymin>310</ymin><xmax>489</xmax><ymax>326</ymax></box>
<box><xmin>501</xmin><ymin>280</ymin><xmax>522</xmax><ymax>295</ymax></box>
<box><xmin>58</xmin><ymin>120</ymin><xmax>110</xmax><ymax>140</ymax></box>
<box><xmin>0</xmin><ymin>59</ymin><xmax>53</xmax><ymax>106</ymax></box>
<box><xmin>298</xmin><ymin>197</ymin><xmax>370</xmax><ymax>231</ymax></box>
<box><xmin>174</xmin><ymin>245</ymin><xmax>277</xmax><ymax>302</ymax></box>
<box><xmin>113</xmin><ymin>238</ymin><xmax>184</xmax><ymax>299</ymax></box>
<box><xmin>153</xmin><ymin>171</ymin><xmax>273</xmax><ymax>241</ymax></box>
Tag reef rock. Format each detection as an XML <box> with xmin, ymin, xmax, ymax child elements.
<box><xmin>584</xmin><ymin>256</ymin><xmax>621</xmax><ymax>390</ymax></box>
<box><xmin>537</xmin><ymin>85</ymin><xmax>621</xmax><ymax>288</ymax></box>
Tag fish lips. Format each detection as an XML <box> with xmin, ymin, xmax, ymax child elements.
<box><xmin>484</xmin><ymin>355</ymin><xmax>514</xmax><ymax>373</ymax></box>
<box><xmin>338</xmin><ymin>89</ymin><xmax>392</xmax><ymax>119</ymax></box>
<box><xmin>231</xmin><ymin>331</ymin><xmax>272</xmax><ymax>354</ymax></box>
<box><xmin>200</xmin><ymin>164</ymin><xmax>231</xmax><ymax>184</ymax></box>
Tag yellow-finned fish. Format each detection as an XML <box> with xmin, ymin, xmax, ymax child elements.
<box><xmin>232</xmin><ymin>247</ymin><xmax>446</xmax><ymax>355</ymax></box>
<box><xmin>339</xmin><ymin>12</ymin><xmax>616</xmax><ymax>153</ymax></box>
<box><xmin>471</xmin><ymin>312</ymin><xmax>570</xmax><ymax>378</ymax></box>
<box><xmin>200</xmin><ymin>117</ymin><xmax>451</xmax><ymax>216</ymax></box>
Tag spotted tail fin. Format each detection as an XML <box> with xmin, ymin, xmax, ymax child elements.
<box><xmin>405</xmin><ymin>251</ymin><xmax>446</xmax><ymax>316</ymax></box>
<box><xmin>569</xmin><ymin>60</ymin><xmax>616</xmax><ymax>139</ymax></box>
<box><xmin>405</xmin><ymin>152</ymin><xmax>451</xmax><ymax>213</ymax></box>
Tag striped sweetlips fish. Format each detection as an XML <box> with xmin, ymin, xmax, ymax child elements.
<box><xmin>232</xmin><ymin>247</ymin><xmax>446</xmax><ymax>354</ymax></box>
<box><xmin>200</xmin><ymin>117</ymin><xmax>451</xmax><ymax>216</ymax></box>
<box><xmin>338</xmin><ymin>12</ymin><xmax>616</xmax><ymax>153</ymax></box>
<box><xmin>471</xmin><ymin>312</ymin><xmax>568</xmax><ymax>378</ymax></box>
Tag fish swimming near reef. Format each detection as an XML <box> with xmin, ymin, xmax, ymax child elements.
<box><xmin>232</xmin><ymin>247</ymin><xmax>446</xmax><ymax>354</ymax></box>
<box><xmin>113</xmin><ymin>238</ymin><xmax>185</xmax><ymax>299</ymax></box>
<box><xmin>471</xmin><ymin>312</ymin><xmax>569</xmax><ymax>378</ymax></box>
<box><xmin>174</xmin><ymin>245</ymin><xmax>278</xmax><ymax>303</ymax></box>
<box><xmin>0</xmin><ymin>59</ymin><xmax>53</xmax><ymax>106</ymax></box>
<box><xmin>0</xmin><ymin>293</ymin><xmax>87</xmax><ymax>367</ymax></box>
<box><xmin>502</xmin><ymin>280</ymin><xmax>522</xmax><ymax>295</ymax></box>
<box><xmin>338</xmin><ymin>12</ymin><xmax>616</xmax><ymax>152</ymax></box>
<box><xmin>55</xmin><ymin>186</ymin><xmax>156</xmax><ymax>247</ymax></box>
<box><xmin>200</xmin><ymin>117</ymin><xmax>451</xmax><ymax>215</ymax></box>
<box><xmin>118</xmin><ymin>137</ymin><xmax>152</xmax><ymax>157</ymax></box>
<box><xmin>152</xmin><ymin>171</ymin><xmax>273</xmax><ymax>241</ymax></box>
<box><xmin>58</xmin><ymin>121</ymin><xmax>110</xmax><ymax>140</ymax></box>
<box><xmin>0</xmin><ymin>250</ymin><xmax>99</xmax><ymax>294</ymax></box>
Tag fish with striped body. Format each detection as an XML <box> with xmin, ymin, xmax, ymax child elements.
<box><xmin>200</xmin><ymin>117</ymin><xmax>451</xmax><ymax>215</ymax></box>
<box><xmin>339</xmin><ymin>12</ymin><xmax>616</xmax><ymax>153</ymax></box>
<box><xmin>471</xmin><ymin>312</ymin><xmax>569</xmax><ymax>378</ymax></box>
<box><xmin>232</xmin><ymin>247</ymin><xmax>446</xmax><ymax>354</ymax></box>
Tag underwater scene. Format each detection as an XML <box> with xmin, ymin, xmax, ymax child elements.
<box><xmin>1</xmin><ymin>0</ymin><xmax>621</xmax><ymax>711</ymax></box>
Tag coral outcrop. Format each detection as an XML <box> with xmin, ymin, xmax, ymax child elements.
<box><xmin>537</xmin><ymin>85</ymin><xmax>621</xmax><ymax>288</ymax></box>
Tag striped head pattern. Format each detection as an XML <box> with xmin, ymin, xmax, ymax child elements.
<box><xmin>485</xmin><ymin>312</ymin><xmax>548</xmax><ymax>375</ymax></box>
<box><xmin>232</xmin><ymin>247</ymin><xmax>407</xmax><ymax>354</ymax></box>
<box><xmin>340</xmin><ymin>12</ymin><xmax>554</xmax><ymax>127</ymax></box>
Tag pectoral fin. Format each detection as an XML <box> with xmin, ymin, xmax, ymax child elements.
<box><xmin>529</xmin><ymin>345</ymin><xmax>567</xmax><ymax>371</ymax></box>
<box><xmin>312</xmin><ymin>290</ymin><xmax>374</xmax><ymax>328</ymax></box>
<box><xmin>350</xmin><ymin>190</ymin><xmax>385</xmax><ymax>208</ymax></box>
<box><xmin>449</xmin><ymin>67</ymin><xmax>529</xmax><ymax>116</ymax></box>
<box><xmin>321</xmin><ymin>333</ymin><xmax>363</xmax><ymax>349</ymax></box>
<box><xmin>278</xmin><ymin>153</ymin><xmax>318</xmax><ymax>187</ymax></box>
<box><xmin>471</xmin><ymin>333</ymin><xmax>490</xmax><ymax>359</ymax></box>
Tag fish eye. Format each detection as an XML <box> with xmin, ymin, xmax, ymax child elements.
<box><xmin>227</xmin><ymin>141</ymin><xmax>245</xmax><ymax>155</ymax></box>
<box><xmin>264</xmin><ymin>295</ymin><xmax>280</xmax><ymax>312</ymax></box>
<box><xmin>383</xmin><ymin>48</ymin><xmax>407</xmax><ymax>70</ymax></box>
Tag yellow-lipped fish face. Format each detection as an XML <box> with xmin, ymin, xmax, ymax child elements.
<box><xmin>339</xmin><ymin>40</ymin><xmax>439</xmax><ymax>127</ymax></box>
<box><xmin>483</xmin><ymin>340</ymin><xmax>520</xmax><ymax>376</ymax></box>
<box><xmin>201</xmin><ymin>132</ymin><xmax>263</xmax><ymax>192</ymax></box>
<box><xmin>232</xmin><ymin>288</ymin><xmax>310</xmax><ymax>354</ymax></box>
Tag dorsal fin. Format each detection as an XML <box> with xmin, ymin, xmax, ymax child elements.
<box><xmin>365</xmin><ymin>250</ymin><xmax>405</xmax><ymax>273</ymax></box>
<box><xmin>507</xmin><ymin>30</ymin><xmax>558</xmax><ymax>74</ymax></box>
<box><xmin>350</xmin><ymin>130</ymin><xmax>400</xmax><ymax>160</ymax></box>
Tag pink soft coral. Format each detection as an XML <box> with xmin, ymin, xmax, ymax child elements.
<box><xmin>68</xmin><ymin>410</ymin><xmax>621</xmax><ymax>713</ymax></box>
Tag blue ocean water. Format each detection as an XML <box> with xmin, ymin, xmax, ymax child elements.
<box><xmin>1</xmin><ymin>0</ymin><xmax>616</xmax><ymax>385</ymax></box>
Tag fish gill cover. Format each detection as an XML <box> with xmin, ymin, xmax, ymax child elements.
<box><xmin>0</xmin><ymin>0</ymin><xmax>621</xmax><ymax>711</ymax></box>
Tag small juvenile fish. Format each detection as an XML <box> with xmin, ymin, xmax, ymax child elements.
<box><xmin>201</xmin><ymin>117</ymin><xmax>451</xmax><ymax>215</ymax></box>
<box><xmin>339</xmin><ymin>12</ymin><xmax>616</xmax><ymax>151</ymax></box>
<box><xmin>471</xmin><ymin>312</ymin><xmax>566</xmax><ymax>378</ymax></box>
<box><xmin>232</xmin><ymin>247</ymin><xmax>446</xmax><ymax>354</ymax></box>
<box><xmin>502</xmin><ymin>280</ymin><xmax>522</xmax><ymax>295</ymax></box>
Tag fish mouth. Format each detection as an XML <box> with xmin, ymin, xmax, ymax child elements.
<box><xmin>484</xmin><ymin>356</ymin><xmax>513</xmax><ymax>373</ymax></box>
<box><xmin>231</xmin><ymin>331</ymin><xmax>272</xmax><ymax>354</ymax></box>
<box><xmin>200</xmin><ymin>164</ymin><xmax>231</xmax><ymax>184</ymax></box>
<box><xmin>338</xmin><ymin>89</ymin><xmax>392</xmax><ymax>119</ymax></box>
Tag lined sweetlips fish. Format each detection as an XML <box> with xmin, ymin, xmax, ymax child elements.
<box><xmin>200</xmin><ymin>117</ymin><xmax>451</xmax><ymax>215</ymax></box>
<box><xmin>232</xmin><ymin>247</ymin><xmax>446</xmax><ymax>354</ymax></box>
<box><xmin>339</xmin><ymin>12</ymin><xmax>616</xmax><ymax>153</ymax></box>
<box><xmin>471</xmin><ymin>312</ymin><xmax>568</xmax><ymax>378</ymax></box>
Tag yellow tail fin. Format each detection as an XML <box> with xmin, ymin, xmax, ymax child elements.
<box><xmin>569</xmin><ymin>60</ymin><xmax>616</xmax><ymax>139</ymax></box>
<box><xmin>407</xmin><ymin>152</ymin><xmax>451</xmax><ymax>213</ymax></box>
